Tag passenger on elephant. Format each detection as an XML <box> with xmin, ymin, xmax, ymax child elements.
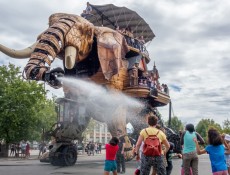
<box><xmin>116</xmin><ymin>129</ymin><xmax>126</xmax><ymax>174</ymax></box>
<box><xmin>129</xmin><ymin>65</ymin><xmax>138</xmax><ymax>86</ymax></box>
<box><xmin>123</xmin><ymin>26</ymin><xmax>134</xmax><ymax>46</ymax></box>
<box><xmin>120</xmin><ymin>28</ymin><xmax>126</xmax><ymax>34</ymax></box>
<box><xmin>81</xmin><ymin>10</ymin><xmax>87</xmax><ymax>18</ymax></box>
<box><xmin>137</xmin><ymin>36</ymin><xmax>145</xmax><ymax>52</ymax></box>
<box><xmin>135</xmin><ymin>115</ymin><xmax>170</xmax><ymax>175</ymax></box>
<box><xmin>85</xmin><ymin>2</ymin><xmax>92</xmax><ymax>14</ymax></box>
<box><xmin>115</xmin><ymin>26</ymin><xmax>121</xmax><ymax>33</ymax></box>
<box><xmin>104</xmin><ymin>137</ymin><xmax>119</xmax><ymax>175</ymax></box>
<box><xmin>143</xmin><ymin>80</ymin><xmax>148</xmax><ymax>87</ymax></box>
<box><xmin>139</xmin><ymin>79</ymin><xmax>144</xmax><ymax>86</ymax></box>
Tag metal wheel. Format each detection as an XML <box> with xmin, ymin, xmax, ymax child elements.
<box><xmin>63</xmin><ymin>146</ymin><xmax>77</xmax><ymax>166</ymax></box>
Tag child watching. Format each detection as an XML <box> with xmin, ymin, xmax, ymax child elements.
<box><xmin>194</xmin><ymin>128</ymin><xmax>229</xmax><ymax>175</ymax></box>
<box><xmin>104</xmin><ymin>137</ymin><xmax>119</xmax><ymax>175</ymax></box>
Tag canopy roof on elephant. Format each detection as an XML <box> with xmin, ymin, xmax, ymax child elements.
<box><xmin>87</xmin><ymin>3</ymin><xmax>155</xmax><ymax>43</ymax></box>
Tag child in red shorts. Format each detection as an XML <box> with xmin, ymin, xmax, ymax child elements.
<box><xmin>104</xmin><ymin>137</ymin><xmax>119</xmax><ymax>175</ymax></box>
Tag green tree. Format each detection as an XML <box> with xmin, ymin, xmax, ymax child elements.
<box><xmin>223</xmin><ymin>118</ymin><xmax>230</xmax><ymax>134</ymax></box>
<box><xmin>166</xmin><ymin>116</ymin><xmax>184</xmax><ymax>133</ymax></box>
<box><xmin>30</xmin><ymin>98</ymin><xmax>57</xmax><ymax>142</ymax></box>
<box><xmin>82</xmin><ymin>118</ymin><xmax>96</xmax><ymax>143</ymax></box>
<box><xmin>0</xmin><ymin>64</ymin><xmax>56</xmax><ymax>156</ymax></box>
<box><xmin>196</xmin><ymin>118</ymin><xmax>222</xmax><ymax>142</ymax></box>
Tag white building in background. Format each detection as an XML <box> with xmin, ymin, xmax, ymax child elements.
<box><xmin>85</xmin><ymin>120</ymin><xmax>111</xmax><ymax>145</ymax></box>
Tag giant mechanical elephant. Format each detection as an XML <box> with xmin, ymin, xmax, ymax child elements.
<box><xmin>0</xmin><ymin>13</ymin><xmax>128</xmax><ymax>89</ymax></box>
<box><xmin>0</xmin><ymin>13</ymin><xmax>144</xmax><ymax>165</ymax></box>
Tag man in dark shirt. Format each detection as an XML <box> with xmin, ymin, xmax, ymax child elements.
<box><xmin>116</xmin><ymin>129</ymin><xmax>126</xmax><ymax>174</ymax></box>
<box><xmin>166</xmin><ymin>142</ymin><xmax>174</xmax><ymax>175</ymax></box>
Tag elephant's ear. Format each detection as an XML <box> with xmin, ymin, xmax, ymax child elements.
<box><xmin>96</xmin><ymin>27</ymin><xmax>129</xmax><ymax>80</ymax></box>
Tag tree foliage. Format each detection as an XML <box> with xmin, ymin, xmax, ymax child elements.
<box><xmin>195</xmin><ymin>118</ymin><xmax>222</xmax><ymax>142</ymax></box>
<box><xmin>82</xmin><ymin>118</ymin><xmax>96</xmax><ymax>143</ymax></box>
<box><xmin>166</xmin><ymin>116</ymin><xmax>184</xmax><ymax>133</ymax></box>
<box><xmin>222</xmin><ymin>119</ymin><xmax>230</xmax><ymax>134</ymax></box>
<box><xmin>0</xmin><ymin>64</ymin><xmax>56</xmax><ymax>144</ymax></box>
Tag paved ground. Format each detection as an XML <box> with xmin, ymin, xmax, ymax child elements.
<box><xmin>0</xmin><ymin>150</ymin><xmax>212</xmax><ymax>175</ymax></box>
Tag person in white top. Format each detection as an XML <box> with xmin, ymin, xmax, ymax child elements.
<box><xmin>85</xmin><ymin>2</ymin><xmax>92</xmax><ymax>14</ymax></box>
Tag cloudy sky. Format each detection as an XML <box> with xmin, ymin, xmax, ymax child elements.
<box><xmin>1</xmin><ymin>0</ymin><xmax>230</xmax><ymax>126</ymax></box>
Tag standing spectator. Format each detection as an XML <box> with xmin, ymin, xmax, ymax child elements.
<box><xmin>103</xmin><ymin>137</ymin><xmax>119</xmax><ymax>175</ymax></box>
<box><xmin>134</xmin><ymin>141</ymin><xmax>144</xmax><ymax>175</ymax></box>
<box><xmin>21</xmin><ymin>141</ymin><xmax>26</xmax><ymax>158</ymax></box>
<box><xmin>224</xmin><ymin>134</ymin><xmax>230</xmax><ymax>175</ymax></box>
<box><xmin>194</xmin><ymin>128</ymin><xmax>229</xmax><ymax>175</ymax></box>
<box><xmin>135</xmin><ymin>115</ymin><xmax>170</xmax><ymax>175</ymax></box>
<box><xmin>38</xmin><ymin>142</ymin><xmax>46</xmax><ymax>158</ymax></box>
<box><xmin>95</xmin><ymin>142</ymin><xmax>98</xmax><ymax>154</ymax></box>
<box><xmin>88</xmin><ymin>142</ymin><xmax>95</xmax><ymax>156</ymax></box>
<box><xmin>98</xmin><ymin>143</ymin><xmax>102</xmax><ymax>154</ymax></box>
<box><xmin>10</xmin><ymin>144</ymin><xmax>15</xmax><ymax>157</ymax></box>
<box><xmin>86</xmin><ymin>142</ymin><xmax>90</xmax><ymax>155</ymax></box>
<box><xmin>116</xmin><ymin>129</ymin><xmax>126</xmax><ymax>174</ymax></box>
<box><xmin>15</xmin><ymin>143</ymin><xmax>20</xmax><ymax>157</ymax></box>
<box><xmin>181</xmin><ymin>124</ymin><xmax>205</xmax><ymax>175</ymax></box>
<box><xmin>166</xmin><ymin>142</ymin><xmax>174</xmax><ymax>175</ymax></box>
<box><xmin>25</xmin><ymin>143</ymin><xmax>30</xmax><ymax>158</ymax></box>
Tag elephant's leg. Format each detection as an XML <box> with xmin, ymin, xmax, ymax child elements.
<box><xmin>106</xmin><ymin>105</ymin><xmax>135</xmax><ymax>162</ymax></box>
<box><xmin>106</xmin><ymin>105</ymin><xmax>127</xmax><ymax>137</ymax></box>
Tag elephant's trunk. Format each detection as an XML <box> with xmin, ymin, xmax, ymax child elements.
<box><xmin>0</xmin><ymin>42</ymin><xmax>38</xmax><ymax>58</ymax></box>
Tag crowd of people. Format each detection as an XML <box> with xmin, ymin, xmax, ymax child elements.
<box><xmin>103</xmin><ymin>115</ymin><xmax>230</xmax><ymax>175</ymax></box>
<box><xmin>138</xmin><ymin>77</ymin><xmax>169</xmax><ymax>95</ymax></box>
<box><xmin>85</xmin><ymin>142</ymin><xmax>102</xmax><ymax>156</ymax></box>
<box><xmin>115</xmin><ymin>26</ymin><xmax>146</xmax><ymax>53</ymax></box>
<box><xmin>80</xmin><ymin>2</ymin><xmax>147</xmax><ymax>54</ymax></box>
<box><xmin>128</xmin><ymin>65</ymin><xmax>169</xmax><ymax>95</ymax></box>
<box><xmin>9</xmin><ymin>141</ymin><xmax>30</xmax><ymax>158</ymax></box>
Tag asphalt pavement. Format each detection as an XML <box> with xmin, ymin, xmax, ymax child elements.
<box><xmin>0</xmin><ymin>150</ymin><xmax>213</xmax><ymax>175</ymax></box>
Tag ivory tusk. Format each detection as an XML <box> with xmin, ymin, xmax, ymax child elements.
<box><xmin>0</xmin><ymin>42</ymin><xmax>38</xmax><ymax>58</ymax></box>
<box><xmin>65</xmin><ymin>46</ymin><xmax>77</xmax><ymax>69</ymax></box>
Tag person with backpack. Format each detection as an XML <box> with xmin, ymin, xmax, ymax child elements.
<box><xmin>135</xmin><ymin>115</ymin><xmax>170</xmax><ymax>175</ymax></box>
